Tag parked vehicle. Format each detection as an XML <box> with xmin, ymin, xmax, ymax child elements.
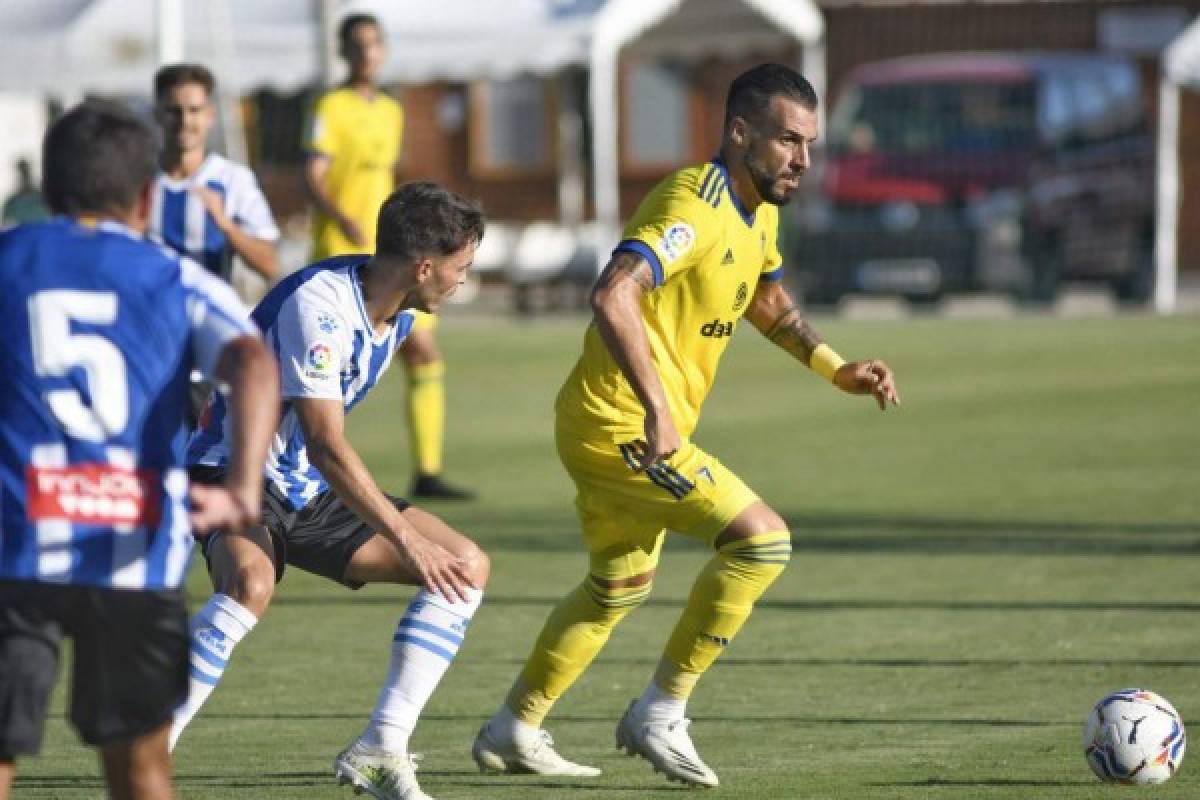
<box><xmin>786</xmin><ymin>52</ymin><xmax>1155</xmax><ymax>305</ymax></box>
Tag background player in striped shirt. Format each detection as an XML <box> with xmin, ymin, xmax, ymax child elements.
<box><xmin>175</xmin><ymin>182</ymin><xmax>489</xmax><ymax>800</ymax></box>
<box><xmin>305</xmin><ymin>13</ymin><xmax>474</xmax><ymax>502</ymax></box>
<box><xmin>0</xmin><ymin>101</ymin><xmax>277</xmax><ymax>800</ymax></box>
<box><xmin>473</xmin><ymin>64</ymin><xmax>900</xmax><ymax>788</ymax></box>
<box><xmin>150</xmin><ymin>63</ymin><xmax>280</xmax><ymax>285</ymax></box>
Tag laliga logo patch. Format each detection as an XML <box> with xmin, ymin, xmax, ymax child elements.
<box><xmin>305</xmin><ymin>342</ymin><xmax>334</xmax><ymax>380</ymax></box>
<box><xmin>659</xmin><ymin>223</ymin><xmax>695</xmax><ymax>264</ymax></box>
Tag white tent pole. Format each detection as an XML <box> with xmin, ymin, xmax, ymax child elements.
<box><xmin>317</xmin><ymin>0</ymin><xmax>339</xmax><ymax>88</ymax></box>
<box><xmin>208</xmin><ymin>0</ymin><xmax>248</xmax><ymax>165</ymax></box>
<box><xmin>590</xmin><ymin>36</ymin><xmax>621</xmax><ymax>274</ymax></box>
<box><xmin>1154</xmin><ymin>76</ymin><xmax>1180</xmax><ymax>314</ymax></box>
<box><xmin>156</xmin><ymin>0</ymin><xmax>184</xmax><ymax>65</ymax></box>
<box><xmin>557</xmin><ymin>71</ymin><xmax>585</xmax><ymax>228</ymax></box>
<box><xmin>802</xmin><ymin>35</ymin><xmax>827</xmax><ymax>135</ymax></box>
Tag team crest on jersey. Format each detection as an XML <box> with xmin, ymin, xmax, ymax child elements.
<box><xmin>316</xmin><ymin>312</ymin><xmax>339</xmax><ymax>334</ymax></box>
<box><xmin>306</xmin><ymin>341</ymin><xmax>335</xmax><ymax>380</ymax></box>
<box><xmin>732</xmin><ymin>282</ymin><xmax>749</xmax><ymax>312</ymax></box>
<box><xmin>659</xmin><ymin>223</ymin><xmax>695</xmax><ymax>263</ymax></box>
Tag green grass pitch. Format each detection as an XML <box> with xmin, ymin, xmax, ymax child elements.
<box><xmin>15</xmin><ymin>312</ymin><xmax>1200</xmax><ymax>798</ymax></box>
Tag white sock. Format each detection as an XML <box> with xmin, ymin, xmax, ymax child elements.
<box><xmin>360</xmin><ymin>588</ymin><xmax>483</xmax><ymax>754</ymax></box>
<box><xmin>633</xmin><ymin>681</ymin><xmax>687</xmax><ymax>725</ymax></box>
<box><xmin>492</xmin><ymin>702</ymin><xmax>541</xmax><ymax>748</ymax></box>
<box><xmin>169</xmin><ymin>594</ymin><xmax>257</xmax><ymax>751</ymax></box>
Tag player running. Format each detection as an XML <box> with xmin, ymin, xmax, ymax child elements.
<box><xmin>473</xmin><ymin>64</ymin><xmax>900</xmax><ymax>788</ymax></box>
<box><xmin>0</xmin><ymin>100</ymin><xmax>276</xmax><ymax>800</ymax></box>
<box><xmin>172</xmin><ymin>181</ymin><xmax>489</xmax><ymax>800</ymax></box>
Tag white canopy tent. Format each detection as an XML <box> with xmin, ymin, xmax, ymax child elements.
<box><xmin>588</xmin><ymin>0</ymin><xmax>825</xmax><ymax>268</ymax></box>
<box><xmin>0</xmin><ymin>0</ymin><xmax>602</xmax><ymax>220</ymax></box>
<box><xmin>1157</xmin><ymin>15</ymin><xmax>1200</xmax><ymax>315</ymax></box>
<box><xmin>0</xmin><ymin>0</ymin><xmax>828</xmax><ymax>251</ymax></box>
<box><xmin>0</xmin><ymin>0</ymin><xmax>600</xmax><ymax>94</ymax></box>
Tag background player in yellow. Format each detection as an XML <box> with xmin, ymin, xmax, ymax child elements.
<box><xmin>473</xmin><ymin>64</ymin><xmax>900</xmax><ymax>788</ymax></box>
<box><xmin>305</xmin><ymin>12</ymin><xmax>474</xmax><ymax>501</ymax></box>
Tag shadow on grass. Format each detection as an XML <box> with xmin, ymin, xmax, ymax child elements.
<box><xmin>14</xmin><ymin>770</ymin><xmax>685</xmax><ymax>795</ymax></box>
<box><xmin>873</xmin><ymin>778</ymin><xmax>1098</xmax><ymax>788</ymax></box>
<box><xmin>459</xmin><ymin>510</ymin><xmax>1199</xmax><ymax>555</ymax></box>
<box><xmin>427</xmin><ymin>777</ymin><xmax>682</xmax><ymax>793</ymax></box>
<box><xmin>269</xmin><ymin>594</ymin><xmax>1200</xmax><ymax>614</ymax></box>
<box><xmin>195</xmin><ymin>712</ymin><xmax>1077</xmax><ymax>728</ymax></box>
<box><xmin>13</xmin><ymin>772</ymin><xmax>331</xmax><ymax>790</ymax></box>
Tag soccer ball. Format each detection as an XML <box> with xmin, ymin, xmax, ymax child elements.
<box><xmin>1083</xmin><ymin>688</ymin><xmax>1186</xmax><ymax>785</ymax></box>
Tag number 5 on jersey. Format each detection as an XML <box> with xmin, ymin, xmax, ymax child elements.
<box><xmin>28</xmin><ymin>289</ymin><xmax>129</xmax><ymax>442</ymax></box>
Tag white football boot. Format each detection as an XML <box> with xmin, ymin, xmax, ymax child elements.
<box><xmin>333</xmin><ymin>740</ymin><xmax>432</xmax><ymax>800</ymax></box>
<box><xmin>472</xmin><ymin>715</ymin><xmax>602</xmax><ymax>777</ymax></box>
<box><xmin>616</xmin><ymin>699</ymin><xmax>719</xmax><ymax>788</ymax></box>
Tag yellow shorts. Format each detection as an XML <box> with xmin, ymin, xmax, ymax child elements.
<box><xmin>409</xmin><ymin>311</ymin><xmax>437</xmax><ymax>332</ymax></box>
<box><xmin>555</xmin><ymin>423</ymin><xmax>759</xmax><ymax>580</ymax></box>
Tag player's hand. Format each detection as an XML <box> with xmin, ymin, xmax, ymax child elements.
<box><xmin>188</xmin><ymin>483</ymin><xmax>260</xmax><ymax>537</ymax></box>
<box><xmin>633</xmin><ymin>409</ymin><xmax>683</xmax><ymax>471</ymax></box>
<box><xmin>338</xmin><ymin>215</ymin><xmax>367</xmax><ymax>248</ymax></box>
<box><xmin>834</xmin><ymin>359</ymin><xmax>900</xmax><ymax>410</ymax></box>
<box><xmin>192</xmin><ymin>186</ymin><xmax>229</xmax><ymax>227</ymax></box>
<box><xmin>396</xmin><ymin>529</ymin><xmax>477</xmax><ymax>603</ymax></box>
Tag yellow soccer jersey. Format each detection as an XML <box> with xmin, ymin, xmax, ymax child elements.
<box><xmin>557</xmin><ymin>159</ymin><xmax>784</xmax><ymax>439</ymax></box>
<box><xmin>307</xmin><ymin>87</ymin><xmax>404</xmax><ymax>259</ymax></box>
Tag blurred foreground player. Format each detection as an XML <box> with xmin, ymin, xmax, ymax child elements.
<box><xmin>474</xmin><ymin>64</ymin><xmax>900</xmax><ymax>788</ymax></box>
<box><xmin>305</xmin><ymin>12</ymin><xmax>473</xmax><ymax>500</ymax></box>
<box><xmin>175</xmin><ymin>182</ymin><xmax>489</xmax><ymax>800</ymax></box>
<box><xmin>0</xmin><ymin>101</ymin><xmax>277</xmax><ymax>800</ymax></box>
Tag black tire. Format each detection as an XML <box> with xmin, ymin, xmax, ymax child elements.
<box><xmin>802</xmin><ymin>287</ymin><xmax>842</xmax><ymax>310</ymax></box>
<box><xmin>906</xmin><ymin>293</ymin><xmax>943</xmax><ymax>312</ymax></box>
<box><xmin>1021</xmin><ymin>237</ymin><xmax>1062</xmax><ymax>307</ymax></box>
<box><xmin>1112</xmin><ymin>236</ymin><xmax>1154</xmax><ymax>305</ymax></box>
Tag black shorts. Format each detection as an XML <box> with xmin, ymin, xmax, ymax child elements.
<box><xmin>189</xmin><ymin>466</ymin><xmax>410</xmax><ymax>589</ymax></box>
<box><xmin>0</xmin><ymin>580</ymin><xmax>188</xmax><ymax>756</ymax></box>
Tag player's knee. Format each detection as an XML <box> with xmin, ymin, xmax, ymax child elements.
<box><xmin>227</xmin><ymin>562</ymin><xmax>275</xmax><ymax>615</ymax></box>
<box><xmin>400</xmin><ymin>333</ymin><xmax>440</xmax><ymax>367</ymax></box>
<box><xmin>715</xmin><ymin>503</ymin><xmax>789</xmax><ymax>548</ymax></box>
<box><xmin>461</xmin><ymin>543</ymin><xmax>491</xmax><ymax>588</ymax></box>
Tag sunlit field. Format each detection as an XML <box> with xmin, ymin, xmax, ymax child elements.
<box><xmin>17</xmin><ymin>312</ymin><xmax>1200</xmax><ymax>799</ymax></box>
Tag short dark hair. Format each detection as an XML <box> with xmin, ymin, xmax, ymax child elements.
<box><xmin>154</xmin><ymin>63</ymin><xmax>215</xmax><ymax>100</ymax></box>
<box><xmin>375</xmin><ymin>182</ymin><xmax>485</xmax><ymax>263</ymax></box>
<box><xmin>339</xmin><ymin>13</ymin><xmax>381</xmax><ymax>51</ymax></box>
<box><xmin>725</xmin><ymin>63</ymin><xmax>818</xmax><ymax>127</ymax></box>
<box><xmin>42</xmin><ymin>100</ymin><xmax>157</xmax><ymax>217</ymax></box>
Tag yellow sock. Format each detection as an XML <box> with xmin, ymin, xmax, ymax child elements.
<box><xmin>407</xmin><ymin>361</ymin><xmax>445</xmax><ymax>476</ymax></box>
<box><xmin>656</xmin><ymin>531</ymin><xmax>792</xmax><ymax>698</ymax></box>
<box><xmin>507</xmin><ymin>575</ymin><xmax>652</xmax><ymax>726</ymax></box>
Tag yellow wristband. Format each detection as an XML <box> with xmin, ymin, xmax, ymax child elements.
<box><xmin>809</xmin><ymin>343</ymin><xmax>846</xmax><ymax>382</ymax></box>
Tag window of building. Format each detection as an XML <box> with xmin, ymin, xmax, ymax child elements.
<box><xmin>624</xmin><ymin>61</ymin><xmax>690</xmax><ymax>167</ymax></box>
<box><xmin>470</xmin><ymin>76</ymin><xmax>553</xmax><ymax>176</ymax></box>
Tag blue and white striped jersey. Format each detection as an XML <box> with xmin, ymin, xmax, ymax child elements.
<box><xmin>187</xmin><ymin>257</ymin><xmax>414</xmax><ymax>510</ymax></box>
<box><xmin>148</xmin><ymin>153</ymin><xmax>280</xmax><ymax>281</ymax></box>
<box><xmin>0</xmin><ymin>218</ymin><xmax>257</xmax><ymax>590</ymax></box>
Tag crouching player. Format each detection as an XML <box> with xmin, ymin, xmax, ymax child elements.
<box><xmin>174</xmin><ymin>182</ymin><xmax>489</xmax><ymax>800</ymax></box>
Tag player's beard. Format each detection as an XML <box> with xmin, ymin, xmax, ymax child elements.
<box><xmin>743</xmin><ymin>150</ymin><xmax>801</xmax><ymax>207</ymax></box>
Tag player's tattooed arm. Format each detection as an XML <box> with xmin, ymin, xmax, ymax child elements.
<box><xmin>745</xmin><ymin>278</ymin><xmax>825</xmax><ymax>365</ymax></box>
<box><xmin>593</xmin><ymin>249</ymin><xmax>656</xmax><ymax>294</ymax></box>
<box><xmin>590</xmin><ymin>251</ymin><xmax>681</xmax><ymax>469</ymax></box>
